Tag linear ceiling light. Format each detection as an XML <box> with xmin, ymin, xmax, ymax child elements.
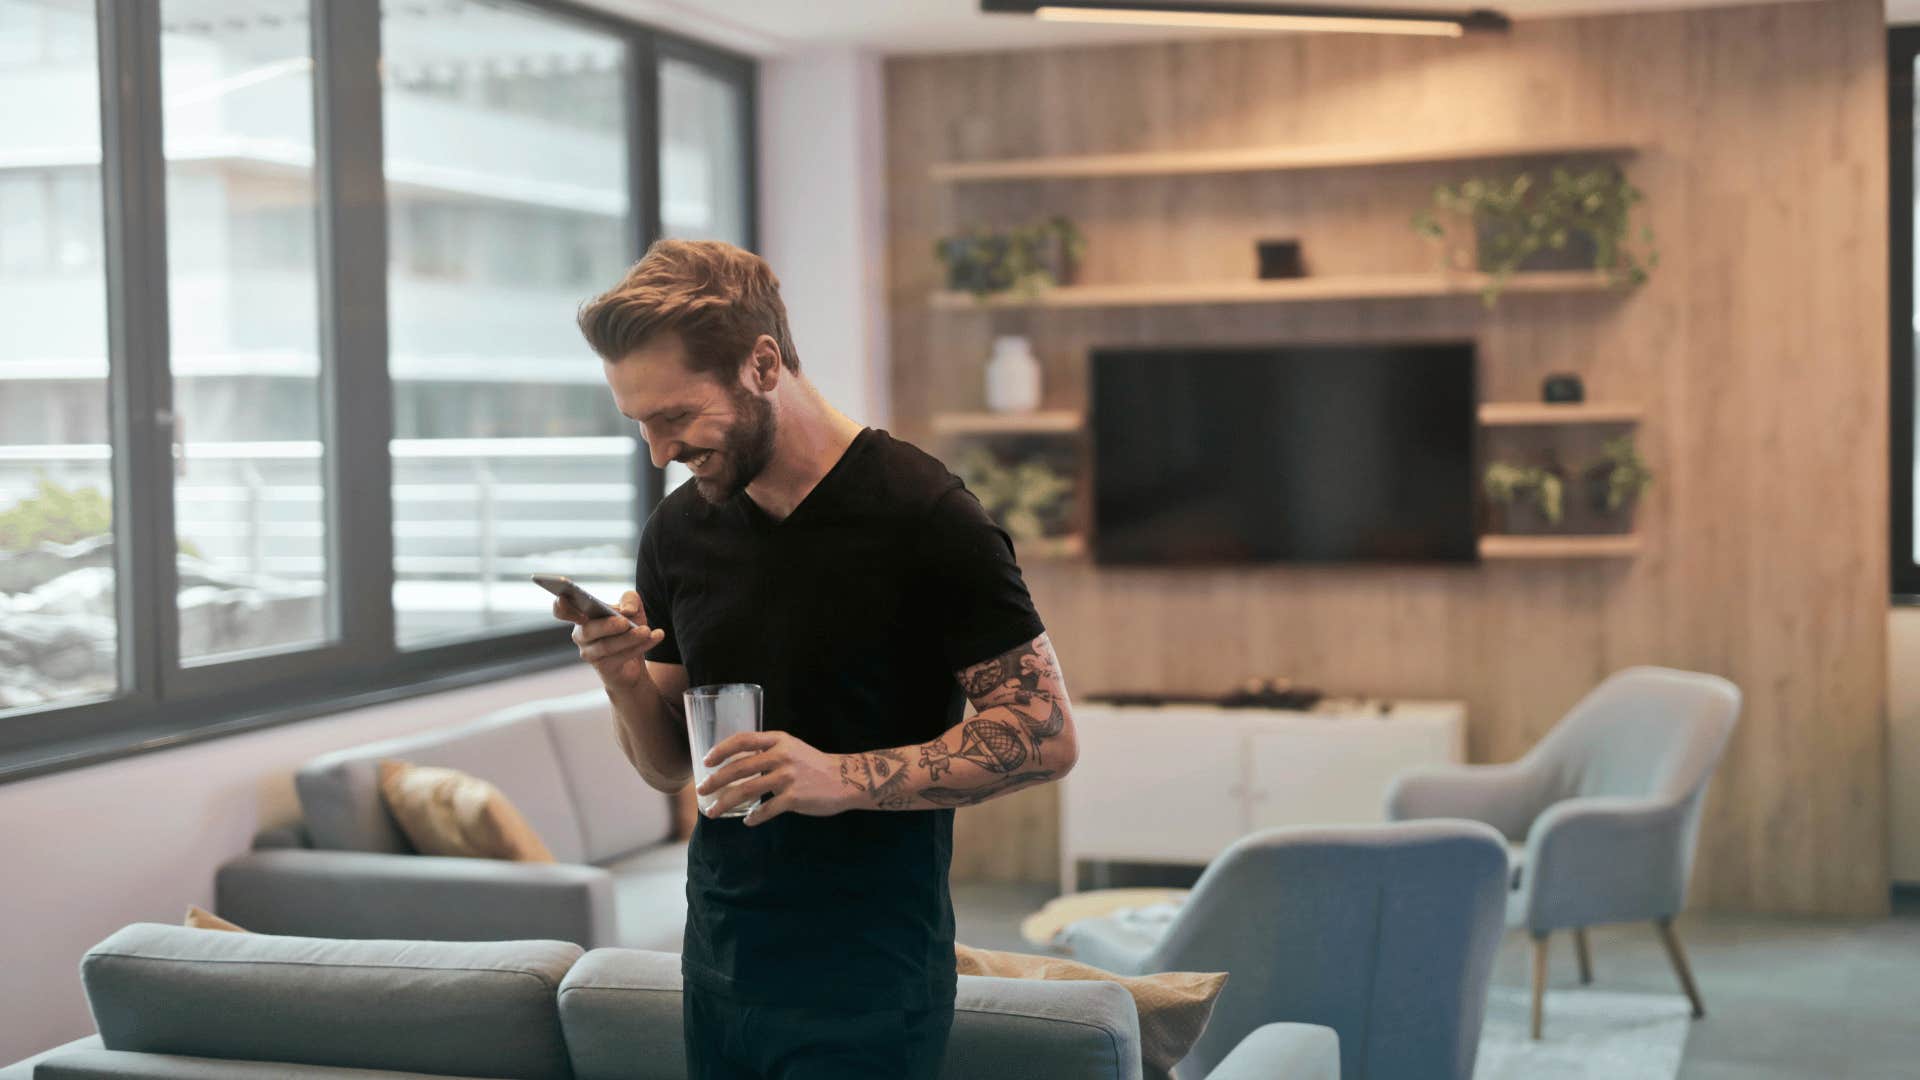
<box><xmin>982</xmin><ymin>1</ymin><xmax>1509</xmax><ymax>38</ymax></box>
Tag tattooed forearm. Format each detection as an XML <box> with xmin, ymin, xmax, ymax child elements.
<box><xmin>840</xmin><ymin>632</ymin><xmax>1078</xmax><ymax>811</ymax></box>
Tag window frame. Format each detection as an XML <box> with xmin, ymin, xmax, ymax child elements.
<box><xmin>0</xmin><ymin>0</ymin><xmax>756</xmax><ymax>781</ymax></box>
<box><xmin>1895</xmin><ymin>28</ymin><xmax>1920</xmax><ymax>599</ymax></box>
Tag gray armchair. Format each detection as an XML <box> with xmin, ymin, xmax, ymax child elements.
<box><xmin>1057</xmin><ymin>821</ymin><xmax>1509</xmax><ymax>1080</ymax></box>
<box><xmin>1386</xmin><ymin>665</ymin><xmax>1741</xmax><ymax>1039</ymax></box>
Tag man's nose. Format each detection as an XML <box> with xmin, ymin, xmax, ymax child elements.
<box><xmin>647</xmin><ymin>437</ymin><xmax>680</xmax><ymax>471</ymax></box>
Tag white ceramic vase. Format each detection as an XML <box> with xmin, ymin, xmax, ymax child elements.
<box><xmin>985</xmin><ymin>335</ymin><xmax>1041</xmax><ymax>414</ymax></box>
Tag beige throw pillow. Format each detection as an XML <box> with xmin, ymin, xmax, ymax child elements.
<box><xmin>376</xmin><ymin>759</ymin><xmax>556</xmax><ymax>862</ymax></box>
<box><xmin>184</xmin><ymin>904</ymin><xmax>249</xmax><ymax>932</ymax></box>
<box><xmin>955</xmin><ymin>942</ymin><xmax>1227</xmax><ymax>1080</ymax></box>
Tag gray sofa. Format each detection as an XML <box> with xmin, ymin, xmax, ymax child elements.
<box><xmin>0</xmin><ymin>923</ymin><xmax>1334</xmax><ymax>1079</ymax></box>
<box><xmin>215</xmin><ymin>689</ymin><xmax>688</xmax><ymax>951</ymax></box>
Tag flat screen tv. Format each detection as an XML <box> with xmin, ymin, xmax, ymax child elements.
<box><xmin>1091</xmin><ymin>342</ymin><xmax>1478</xmax><ymax>565</ymax></box>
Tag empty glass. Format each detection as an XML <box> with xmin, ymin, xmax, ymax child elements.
<box><xmin>684</xmin><ymin>683</ymin><xmax>764</xmax><ymax>819</ymax></box>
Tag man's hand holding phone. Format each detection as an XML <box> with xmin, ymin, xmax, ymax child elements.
<box><xmin>543</xmin><ymin>579</ymin><xmax>664</xmax><ymax>691</ymax></box>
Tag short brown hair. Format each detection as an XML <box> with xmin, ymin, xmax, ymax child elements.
<box><xmin>576</xmin><ymin>238</ymin><xmax>800</xmax><ymax>378</ymax></box>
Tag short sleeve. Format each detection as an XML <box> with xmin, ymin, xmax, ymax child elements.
<box><xmin>917</xmin><ymin>483</ymin><xmax>1048</xmax><ymax>674</ymax></box>
<box><xmin>636</xmin><ymin>511</ymin><xmax>681</xmax><ymax>665</ymax></box>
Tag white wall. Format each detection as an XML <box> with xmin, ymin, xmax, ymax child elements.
<box><xmin>756</xmin><ymin>48</ymin><xmax>890</xmax><ymax>429</ymax></box>
<box><xmin>0</xmin><ymin>662</ymin><xmax>604</xmax><ymax>1064</ymax></box>
<box><xmin>1890</xmin><ymin>608</ymin><xmax>1920</xmax><ymax>884</ymax></box>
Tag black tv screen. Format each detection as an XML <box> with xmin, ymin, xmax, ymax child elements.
<box><xmin>1091</xmin><ymin>342</ymin><xmax>1478</xmax><ymax>564</ymax></box>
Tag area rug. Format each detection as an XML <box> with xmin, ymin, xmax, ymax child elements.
<box><xmin>1474</xmin><ymin>987</ymin><xmax>1691</xmax><ymax>1079</ymax></box>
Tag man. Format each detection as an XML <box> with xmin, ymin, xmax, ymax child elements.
<box><xmin>556</xmin><ymin>238</ymin><xmax>1079</xmax><ymax>1080</ymax></box>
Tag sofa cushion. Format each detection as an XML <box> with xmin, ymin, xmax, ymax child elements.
<box><xmin>541</xmin><ymin>690</ymin><xmax>676</xmax><ymax>862</ymax></box>
<box><xmin>296</xmin><ymin>703</ymin><xmax>586</xmax><ymax>864</ymax></box>
<box><xmin>80</xmin><ymin>923</ymin><xmax>579</xmax><ymax>1080</ymax></box>
<box><xmin>557</xmin><ymin>947</ymin><xmax>1144</xmax><ymax>1080</ymax></box>
<box><xmin>376</xmin><ymin>759</ymin><xmax>557</xmax><ymax>862</ymax></box>
<box><xmin>955</xmin><ymin>944</ymin><xmax>1226</xmax><ymax>1080</ymax></box>
<box><xmin>600</xmin><ymin>841</ymin><xmax>690</xmax><ymax>952</ymax></box>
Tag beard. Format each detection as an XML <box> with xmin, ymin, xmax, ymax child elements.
<box><xmin>687</xmin><ymin>384</ymin><xmax>776</xmax><ymax>505</ymax></box>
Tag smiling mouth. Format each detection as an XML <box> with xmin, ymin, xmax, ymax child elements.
<box><xmin>684</xmin><ymin>449</ymin><xmax>715</xmax><ymax>471</ymax></box>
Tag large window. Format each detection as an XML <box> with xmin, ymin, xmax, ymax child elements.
<box><xmin>0</xmin><ymin>1</ymin><xmax>755</xmax><ymax>779</ymax></box>
<box><xmin>382</xmin><ymin>0</ymin><xmax>636</xmax><ymax>647</ymax></box>
<box><xmin>160</xmin><ymin>0</ymin><xmax>333</xmax><ymax>662</ymax></box>
<box><xmin>0</xmin><ymin>0</ymin><xmax>117</xmax><ymax>713</ymax></box>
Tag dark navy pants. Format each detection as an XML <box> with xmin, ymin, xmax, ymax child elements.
<box><xmin>682</xmin><ymin>979</ymin><xmax>955</xmax><ymax>1080</ymax></box>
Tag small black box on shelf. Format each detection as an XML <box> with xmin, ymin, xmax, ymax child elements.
<box><xmin>1256</xmin><ymin>239</ymin><xmax>1305</xmax><ymax>280</ymax></box>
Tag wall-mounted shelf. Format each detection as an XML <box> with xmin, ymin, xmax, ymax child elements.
<box><xmin>1478</xmin><ymin>402</ymin><xmax>1644</xmax><ymax>426</ymax></box>
<box><xmin>930</xmin><ymin>137</ymin><xmax>1641</xmax><ymax>184</ymax></box>
<box><xmin>1025</xmin><ymin>535</ymin><xmax>1086</xmax><ymax>561</ymax></box>
<box><xmin>1478</xmin><ymin>534</ymin><xmax>1643</xmax><ymax>560</ymax></box>
<box><xmin>932</xmin><ymin>411</ymin><xmax>1084</xmax><ymax>435</ymax></box>
<box><xmin>931</xmin><ymin>270</ymin><xmax>1615</xmax><ymax>311</ymax></box>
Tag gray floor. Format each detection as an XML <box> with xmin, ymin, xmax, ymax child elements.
<box><xmin>951</xmin><ymin>882</ymin><xmax>1920</xmax><ymax>1079</ymax></box>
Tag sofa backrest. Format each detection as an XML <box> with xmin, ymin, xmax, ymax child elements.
<box><xmin>537</xmin><ymin>691</ymin><xmax>677</xmax><ymax>863</ymax></box>
<box><xmin>294</xmin><ymin>692</ymin><xmax>676</xmax><ymax>865</ymax></box>
<box><xmin>80</xmin><ymin>924</ymin><xmax>580</xmax><ymax>1079</ymax></box>
<box><xmin>557</xmin><ymin>948</ymin><xmax>1145</xmax><ymax>1080</ymax></box>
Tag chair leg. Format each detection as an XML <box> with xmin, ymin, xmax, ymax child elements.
<box><xmin>1531</xmin><ymin>933</ymin><xmax>1549</xmax><ymax>1040</ymax></box>
<box><xmin>1573</xmin><ymin>927</ymin><xmax>1593</xmax><ymax>985</ymax></box>
<box><xmin>1655</xmin><ymin>918</ymin><xmax>1706</xmax><ymax>1019</ymax></box>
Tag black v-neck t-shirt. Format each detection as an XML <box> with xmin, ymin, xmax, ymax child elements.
<box><xmin>635</xmin><ymin>426</ymin><xmax>1047</xmax><ymax>1010</ymax></box>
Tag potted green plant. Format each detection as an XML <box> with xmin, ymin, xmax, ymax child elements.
<box><xmin>935</xmin><ymin>217</ymin><xmax>1084</xmax><ymax>300</ymax></box>
<box><xmin>1483</xmin><ymin>462</ymin><xmax>1566</xmax><ymax>534</ymax></box>
<box><xmin>1412</xmin><ymin>165</ymin><xmax>1658</xmax><ymax>307</ymax></box>
<box><xmin>1577</xmin><ymin>435</ymin><xmax>1652</xmax><ymax>533</ymax></box>
<box><xmin>953</xmin><ymin>446</ymin><xmax>1075</xmax><ymax>544</ymax></box>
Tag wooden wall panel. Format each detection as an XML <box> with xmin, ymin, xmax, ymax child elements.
<box><xmin>885</xmin><ymin>0</ymin><xmax>1889</xmax><ymax>915</ymax></box>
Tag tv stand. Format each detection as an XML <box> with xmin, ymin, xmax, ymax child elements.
<box><xmin>1058</xmin><ymin>698</ymin><xmax>1465</xmax><ymax>894</ymax></box>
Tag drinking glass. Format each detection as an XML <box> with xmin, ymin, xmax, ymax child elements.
<box><xmin>684</xmin><ymin>683</ymin><xmax>765</xmax><ymax>819</ymax></box>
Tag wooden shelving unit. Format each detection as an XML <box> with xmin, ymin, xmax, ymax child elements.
<box><xmin>931</xmin><ymin>410</ymin><xmax>1084</xmax><ymax>435</ymax></box>
<box><xmin>931</xmin><ymin>270</ymin><xmax>1615</xmax><ymax>311</ymax></box>
<box><xmin>930</xmin><ymin>136</ymin><xmax>1641</xmax><ymax>184</ymax></box>
<box><xmin>1478</xmin><ymin>534</ymin><xmax>1643</xmax><ymax>560</ymax></box>
<box><xmin>1478</xmin><ymin>402</ymin><xmax>1644</xmax><ymax>426</ymax></box>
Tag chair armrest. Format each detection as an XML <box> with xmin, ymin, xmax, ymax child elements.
<box><xmin>1384</xmin><ymin>762</ymin><xmax>1549</xmax><ymax>840</ymax></box>
<box><xmin>1517</xmin><ymin>795</ymin><xmax>1691</xmax><ymax>932</ymax></box>
<box><xmin>1203</xmin><ymin>1023</ymin><xmax>1339</xmax><ymax>1080</ymax></box>
<box><xmin>215</xmin><ymin>849</ymin><xmax>617</xmax><ymax>947</ymax></box>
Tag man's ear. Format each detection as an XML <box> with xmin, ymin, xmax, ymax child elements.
<box><xmin>747</xmin><ymin>335</ymin><xmax>783</xmax><ymax>391</ymax></box>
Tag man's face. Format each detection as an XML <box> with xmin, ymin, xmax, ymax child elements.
<box><xmin>603</xmin><ymin>333</ymin><xmax>776</xmax><ymax>504</ymax></box>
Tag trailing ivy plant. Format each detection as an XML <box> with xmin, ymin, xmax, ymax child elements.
<box><xmin>1483</xmin><ymin>463</ymin><xmax>1564</xmax><ymax>526</ymax></box>
<box><xmin>1596</xmin><ymin>434</ymin><xmax>1652</xmax><ymax>512</ymax></box>
<box><xmin>1413</xmin><ymin>165</ymin><xmax>1657</xmax><ymax>307</ymax></box>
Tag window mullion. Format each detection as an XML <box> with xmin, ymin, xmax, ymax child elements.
<box><xmin>314</xmin><ymin>0</ymin><xmax>396</xmax><ymax>660</ymax></box>
<box><xmin>95</xmin><ymin>0</ymin><xmax>175</xmax><ymax>701</ymax></box>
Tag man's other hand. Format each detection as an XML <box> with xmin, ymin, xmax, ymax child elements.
<box><xmin>697</xmin><ymin>730</ymin><xmax>851</xmax><ymax>826</ymax></box>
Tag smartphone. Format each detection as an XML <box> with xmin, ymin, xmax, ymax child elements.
<box><xmin>531</xmin><ymin>573</ymin><xmax>624</xmax><ymax>623</ymax></box>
